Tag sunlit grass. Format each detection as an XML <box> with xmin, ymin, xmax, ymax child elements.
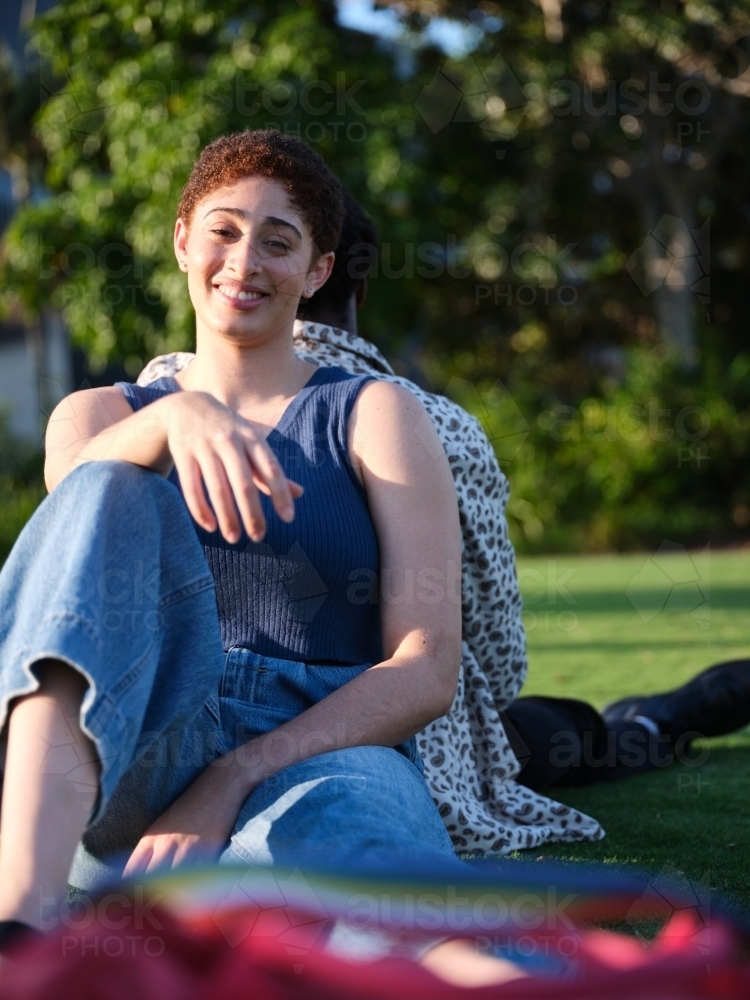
<box><xmin>513</xmin><ymin>549</ymin><xmax>750</xmax><ymax>914</ymax></box>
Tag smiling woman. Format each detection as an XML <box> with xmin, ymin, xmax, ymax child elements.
<box><xmin>0</xmin><ymin>129</ymin><xmax>463</xmax><ymax>950</ymax></box>
<box><xmin>174</xmin><ymin>133</ymin><xmax>342</xmax><ymax>349</ymax></box>
<box><xmin>173</xmin><ymin>170</ymin><xmax>336</xmax><ymax>390</ymax></box>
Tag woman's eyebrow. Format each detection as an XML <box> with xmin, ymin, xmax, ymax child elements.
<box><xmin>264</xmin><ymin>215</ymin><xmax>302</xmax><ymax>239</ymax></box>
<box><xmin>202</xmin><ymin>206</ymin><xmax>302</xmax><ymax>239</ymax></box>
<box><xmin>203</xmin><ymin>206</ymin><xmax>246</xmax><ymax>221</ymax></box>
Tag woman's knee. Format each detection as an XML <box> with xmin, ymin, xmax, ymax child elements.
<box><xmin>227</xmin><ymin>746</ymin><xmax>454</xmax><ymax>866</ymax></box>
<box><xmin>56</xmin><ymin>460</ymin><xmax>172</xmax><ymax>507</ymax></box>
<box><xmin>244</xmin><ymin>745</ymin><xmax>444</xmax><ymax>830</ymax></box>
<box><xmin>47</xmin><ymin>461</ymin><xmax>187</xmax><ymax>538</ymax></box>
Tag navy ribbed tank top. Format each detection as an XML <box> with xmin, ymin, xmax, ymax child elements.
<box><xmin>115</xmin><ymin>366</ymin><xmax>382</xmax><ymax>665</ymax></box>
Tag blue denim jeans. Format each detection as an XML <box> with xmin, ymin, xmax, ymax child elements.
<box><xmin>0</xmin><ymin>462</ymin><xmax>457</xmax><ymax>890</ymax></box>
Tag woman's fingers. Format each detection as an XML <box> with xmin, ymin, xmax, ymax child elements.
<box><xmin>250</xmin><ymin>476</ymin><xmax>304</xmax><ymax>499</ymax></box>
<box><xmin>176</xmin><ymin>446</ymin><xmax>296</xmax><ymax>543</ymax></box>
<box><xmin>171</xmin><ymin>401</ymin><xmax>303</xmax><ymax>540</ymax></box>
<box><xmin>174</xmin><ymin>453</ymin><xmax>217</xmax><ymax>533</ymax></box>
<box><xmin>197</xmin><ymin>447</ymin><xmax>244</xmax><ymax>543</ymax></box>
<box><xmin>216</xmin><ymin>440</ymin><xmax>269</xmax><ymax>543</ymax></box>
<box><xmin>242</xmin><ymin>433</ymin><xmax>295</xmax><ymax>523</ymax></box>
<box><xmin>124</xmin><ymin>837</ymin><xmax>183</xmax><ymax>877</ymax></box>
<box><xmin>123</xmin><ymin>843</ymin><xmax>153</xmax><ymax>879</ymax></box>
<box><xmin>127</xmin><ymin>837</ymin><xmax>212</xmax><ymax>877</ymax></box>
<box><xmin>144</xmin><ymin>840</ymin><xmax>178</xmax><ymax>874</ymax></box>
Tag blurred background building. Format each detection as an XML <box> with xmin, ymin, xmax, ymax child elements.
<box><xmin>0</xmin><ymin>0</ymin><xmax>66</xmax><ymax>443</ymax></box>
<box><xmin>0</xmin><ymin>0</ymin><xmax>133</xmax><ymax>444</ymax></box>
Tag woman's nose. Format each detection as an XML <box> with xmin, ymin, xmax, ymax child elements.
<box><xmin>225</xmin><ymin>235</ymin><xmax>262</xmax><ymax>276</ymax></box>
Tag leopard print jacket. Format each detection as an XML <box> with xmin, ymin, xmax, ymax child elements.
<box><xmin>138</xmin><ymin>322</ymin><xmax>604</xmax><ymax>852</ymax></box>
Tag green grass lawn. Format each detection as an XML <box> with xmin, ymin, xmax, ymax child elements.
<box><xmin>512</xmin><ymin>549</ymin><xmax>750</xmax><ymax>916</ymax></box>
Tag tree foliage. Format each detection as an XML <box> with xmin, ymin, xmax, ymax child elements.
<box><xmin>1</xmin><ymin>0</ymin><xmax>749</xmax><ymax>549</ymax></box>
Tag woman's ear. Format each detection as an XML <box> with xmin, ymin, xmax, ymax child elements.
<box><xmin>174</xmin><ymin>217</ymin><xmax>189</xmax><ymax>271</ymax></box>
<box><xmin>303</xmin><ymin>250</ymin><xmax>335</xmax><ymax>297</ymax></box>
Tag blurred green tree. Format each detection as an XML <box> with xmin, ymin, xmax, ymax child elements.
<box><xmin>0</xmin><ymin>0</ymin><xmax>749</xmax><ymax>550</ymax></box>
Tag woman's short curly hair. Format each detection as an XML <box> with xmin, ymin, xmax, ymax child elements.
<box><xmin>177</xmin><ymin>129</ymin><xmax>344</xmax><ymax>255</ymax></box>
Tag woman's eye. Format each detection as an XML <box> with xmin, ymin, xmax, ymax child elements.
<box><xmin>265</xmin><ymin>239</ymin><xmax>290</xmax><ymax>251</ymax></box>
<box><xmin>210</xmin><ymin>228</ymin><xmax>236</xmax><ymax>238</ymax></box>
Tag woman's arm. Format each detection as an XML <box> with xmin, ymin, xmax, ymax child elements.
<box><xmin>45</xmin><ymin>387</ymin><xmax>172</xmax><ymax>490</ymax></box>
<box><xmin>124</xmin><ymin>380</ymin><xmax>463</xmax><ymax>873</ymax></box>
<box><xmin>246</xmin><ymin>379</ymin><xmax>462</xmax><ymax>750</ymax></box>
<box><xmin>44</xmin><ymin>387</ymin><xmax>299</xmax><ymax>542</ymax></box>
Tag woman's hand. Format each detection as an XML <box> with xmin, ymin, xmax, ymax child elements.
<box><xmin>159</xmin><ymin>390</ymin><xmax>303</xmax><ymax>543</ymax></box>
<box><xmin>122</xmin><ymin>761</ymin><xmax>248</xmax><ymax>877</ymax></box>
<box><xmin>46</xmin><ymin>386</ymin><xmax>301</xmax><ymax>543</ymax></box>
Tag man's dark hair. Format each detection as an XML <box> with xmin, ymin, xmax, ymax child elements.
<box><xmin>299</xmin><ymin>188</ymin><xmax>378</xmax><ymax>326</ymax></box>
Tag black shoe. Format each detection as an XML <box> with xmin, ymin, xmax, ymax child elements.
<box><xmin>0</xmin><ymin>919</ymin><xmax>43</xmax><ymax>957</ymax></box>
<box><xmin>603</xmin><ymin>659</ymin><xmax>750</xmax><ymax>743</ymax></box>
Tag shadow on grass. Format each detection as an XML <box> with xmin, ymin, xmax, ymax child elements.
<box><xmin>524</xmin><ymin>640</ymin><xmax>724</xmax><ymax>654</ymax></box>
<box><xmin>521</xmin><ymin>586</ymin><xmax>749</xmax><ymax>614</ymax></box>
<box><xmin>509</xmin><ymin>738</ymin><xmax>750</xmax><ymax>917</ymax></box>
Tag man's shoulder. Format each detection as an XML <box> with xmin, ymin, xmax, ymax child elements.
<box><xmin>137</xmin><ymin>352</ymin><xmax>195</xmax><ymax>386</ymax></box>
<box><xmin>295</xmin><ymin>321</ymin><xmax>394</xmax><ymax>375</ymax></box>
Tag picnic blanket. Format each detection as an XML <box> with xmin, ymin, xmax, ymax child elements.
<box><xmin>2</xmin><ymin>860</ymin><xmax>748</xmax><ymax>998</ymax></box>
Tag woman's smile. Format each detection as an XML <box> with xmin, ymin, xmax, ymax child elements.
<box><xmin>213</xmin><ymin>280</ymin><xmax>270</xmax><ymax>310</ymax></box>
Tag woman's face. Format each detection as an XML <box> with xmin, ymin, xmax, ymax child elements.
<box><xmin>174</xmin><ymin>174</ymin><xmax>333</xmax><ymax>345</ymax></box>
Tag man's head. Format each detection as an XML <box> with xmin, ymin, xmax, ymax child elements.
<box><xmin>297</xmin><ymin>188</ymin><xmax>378</xmax><ymax>334</ymax></box>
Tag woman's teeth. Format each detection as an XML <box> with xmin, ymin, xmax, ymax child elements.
<box><xmin>218</xmin><ymin>286</ymin><xmax>264</xmax><ymax>301</ymax></box>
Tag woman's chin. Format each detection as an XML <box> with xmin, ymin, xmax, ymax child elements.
<box><xmin>202</xmin><ymin>310</ymin><xmax>282</xmax><ymax>345</ymax></box>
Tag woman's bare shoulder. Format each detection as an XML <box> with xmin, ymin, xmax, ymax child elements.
<box><xmin>349</xmin><ymin>377</ymin><xmax>448</xmax><ymax>483</ymax></box>
<box><xmin>352</xmin><ymin>377</ymin><xmax>429</xmax><ymax>431</ymax></box>
<box><xmin>44</xmin><ymin>386</ymin><xmax>136</xmax><ymax>488</ymax></box>
<box><xmin>47</xmin><ymin>385</ymin><xmax>134</xmax><ymax>437</ymax></box>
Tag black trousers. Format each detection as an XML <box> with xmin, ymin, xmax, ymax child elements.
<box><xmin>501</xmin><ymin>697</ymin><xmax>683</xmax><ymax>793</ymax></box>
